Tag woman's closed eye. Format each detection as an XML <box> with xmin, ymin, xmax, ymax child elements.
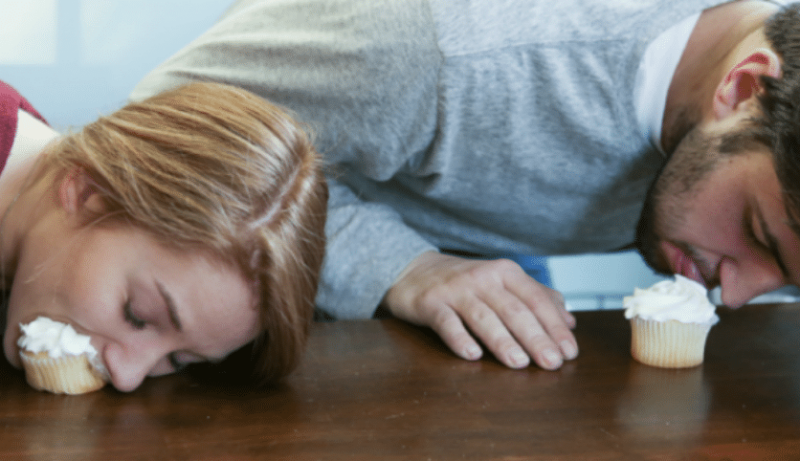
<box><xmin>123</xmin><ymin>299</ymin><xmax>196</xmax><ymax>373</ymax></box>
<box><xmin>124</xmin><ymin>301</ymin><xmax>146</xmax><ymax>330</ymax></box>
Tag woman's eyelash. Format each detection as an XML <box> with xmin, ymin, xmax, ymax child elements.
<box><xmin>124</xmin><ymin>301</ymin><xmax>146</xmax><ymax>330</ymax></box>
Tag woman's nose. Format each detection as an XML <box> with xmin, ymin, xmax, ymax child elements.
<box><xmin>718</xmin><ymin>257</ymin><xmax>785</xmax><ymax>309</ymax></box>
<box><xmin>102</xmin><ymin>341</ymin><xmax>163</xmax><ymax>392</ymax></box>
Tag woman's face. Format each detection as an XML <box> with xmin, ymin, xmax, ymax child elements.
<box><xmin>3</xmin><ymin>214</ymin><xmax>260</xmax><ymax>392</ymax></box>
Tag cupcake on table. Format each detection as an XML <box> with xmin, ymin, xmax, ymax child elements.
<box><xmin>623</xmin><ymin>275</ymin><xmax>719</xmax><ymax>368</ymax></box>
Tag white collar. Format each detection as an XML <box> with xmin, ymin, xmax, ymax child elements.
<box><xmin>633</xmin><ymin>12</ymin><xmax>700</xmax><ymax>155</ymax></box>
<box><xmin>8</xmin><ymin>108</ymin><xmax>59</xmax><ymax>168</ymax></box>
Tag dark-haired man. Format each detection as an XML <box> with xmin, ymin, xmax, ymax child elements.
<box><xmin>131</xmin><ymin>0</ymin><xmax>799</xmax><ymax>372</ymax></box>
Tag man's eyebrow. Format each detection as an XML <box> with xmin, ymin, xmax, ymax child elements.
<box><xmin>156</xmin><ymin>281</ymin><xmax>183</xmax><ymax>332</ymax></box>
<box><xmin>756</xmin><ymin>205</ymin><xmax>790</xmax><ymax>278</ymax></box>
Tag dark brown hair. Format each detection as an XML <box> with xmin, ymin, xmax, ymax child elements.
<box><xmin>758</xmin><ymin>3</ymin><xmax>800</xmax><ymax>235</ymax></box>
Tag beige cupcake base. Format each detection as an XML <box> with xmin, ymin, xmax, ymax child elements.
<box><xmin>20</xmin><ymin>351</ymin><xmax>107</xmax><ymax>395</ymax></box>
<box><xmin>629</xmin><ymin>318</ymin><xmax>713</xmax><ymax>368</ymax></box>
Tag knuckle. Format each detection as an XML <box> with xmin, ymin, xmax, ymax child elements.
<box><xmin>550</xmin><ymin>289</ymin><xmax>565</xmax><ymax>306</ymax></box>
<box><xmin>487</xmin><ymin>258</ymin><xmax>522</xmax><ymax>276</ymax></box>
<box><xmin>417</xmin><ymin>286</ymin><xmax>449</xmax><ymax>308</ymax></box>
<box><xmin>468</xmin><ymin>305</ymin><xmax>493</xmax><ymax>324</ymax></box>
<box><xmin>529</xmin><ymin>288</ymin><xmax>564</xmax><ymax>314</ymax></box>
<box><xmin>430</xmin><ymin>306</ymin><xmax>457</xmax><ymax>329</ymax></box>
<box><xmin>459</xmin><ymin>266</ymin><xmax>493</xmax><ymax>287</ymax></box>
<box><xmin>498</xmin><ymin>300</ymin><xmax>528</xmax><ymax>317</ymax></box>
<box><xmin>520</xmin><ymin>330</ymin><xmax>554</xmax><ymax>349</ymax></box>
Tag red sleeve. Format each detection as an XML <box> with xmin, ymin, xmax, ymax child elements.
<box><xmin>0</xmin><ymin>80</ymin><xmax>49</xmax><ymax>172</ymax></box>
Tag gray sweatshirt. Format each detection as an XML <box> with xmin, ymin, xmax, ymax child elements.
<box><xmin>131</xmin><ymin>0</ymin><xmax>725</xmax><ymax>319</ymax></box>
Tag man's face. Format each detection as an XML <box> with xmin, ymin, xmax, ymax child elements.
<box><xmin>637</xmin><ymin>128</ymin><xmax>800</xmax><ymax>308</ymax></box>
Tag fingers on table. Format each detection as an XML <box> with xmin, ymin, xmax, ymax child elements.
<box><xmin>472</xmin><ymin>282</ymin><xmax>574</xmax><ymax>370</ymax></box>
<box><xmin>426</xmin><ymin>259</ymin><xmax>578</xmax><ymax>370</ymax></box>
<box><xmin>504</xmin><ymin>267</ymin><xmax>579</xmax><ymax>367</ymax></box>
<box><xmin>427</xmin><ymin>306</ymin><xmax>485</xmax><ymax>361</ymax></box>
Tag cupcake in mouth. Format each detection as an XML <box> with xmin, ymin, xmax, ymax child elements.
<box><xmin>17</xmin><ymin>316</ymin><xmax>109</xmax><ymax>394</ymax></box>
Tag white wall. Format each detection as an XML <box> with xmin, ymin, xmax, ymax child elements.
<box><xmin>0</xmin><ymin>0</ymin><xmax>232</xmax><ymax>130</ymax></box>
<box><xmin>549</xmin><ymin>251</ymin><xmax>667</xmax><ymax>311</ymax></box>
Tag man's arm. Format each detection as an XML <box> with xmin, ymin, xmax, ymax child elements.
<box><xmin>320</xmin><ymin>175</ymin><xmax>579</xmax><ymax>370</ymax></box>
<box><xmin>314</xmin><ymin>177</ymin><xmax>439</xmax><ymax>319</ymax></box>
<box><xmin>130</xmin><ymin>0</ymin><xmax>579</xmax><ymax>370</ymax></box>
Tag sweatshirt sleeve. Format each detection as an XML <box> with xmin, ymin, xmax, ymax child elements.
<box><xmin>318</xmin><ymin>178</ymin><xmax>437</xmax><ymax>318</ymax></box>
<box><xmin>130</xmin><ymin>0</ymin><xmax>442</xmax><ymax>318</ymax></box>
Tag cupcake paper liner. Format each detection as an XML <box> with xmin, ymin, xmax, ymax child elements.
<box><xmin>629</xmin><ymin>318</ymin><xmax>713</xmax><ymax>368</ymax></box>
<box><xmin>20</xmin><ymin>351</ymin><xmax>107</xmax><ymax>395</ymax></box>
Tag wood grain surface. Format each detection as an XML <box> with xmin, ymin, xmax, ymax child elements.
<box><xmin>1</xmin><ymin>304</ymin><xmax>799</xmax><ymax>460</ymax></box>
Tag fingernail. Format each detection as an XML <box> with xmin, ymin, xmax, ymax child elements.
<box><xmin>560</xmin><ymin>340</ymin><xmax>578</xmax><ymax>360</ymax></box>
<box><xmin>542</xmin><ymin>348</ymin><xmax>562</xmax><ymax>369</ymax></box>
<box><xmin>509</xmin><ymin>347</ymin><xmax>530</xmax><ymax>368</ymax></box>
<box><xmin>464</xmin><ymin>344</ymin><xmax>482</xmax><ymax>360</ymax></box>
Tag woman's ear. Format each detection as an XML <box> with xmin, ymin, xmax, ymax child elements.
<box><xmin>712</xmin><ymin>47</ymin><xmax>782</xmax><ymax>120</ymax></box>
<box><xmin>58</xmin><ymin>168</ymin><xmax>102</xmax><ymax>214</ymax></box>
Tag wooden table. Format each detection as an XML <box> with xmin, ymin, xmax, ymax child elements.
<box><xmin>2</xmin><ymin>304</ymin><xmax>800</xmax><ymax>460</ymax></box>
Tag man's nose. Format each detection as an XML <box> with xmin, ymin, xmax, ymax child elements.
<box><xmin>102</xmin><ymin>342</ymin><xmax>163</xmax><ymax>392</ymax></box>
<box><xmin>718</xmin><ymin>257</ymin><xmax>785</xmax><ymax>309</ymax></box>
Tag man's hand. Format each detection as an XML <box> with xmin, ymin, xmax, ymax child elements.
<box><xmin>382</xmin><ymin>251</ymin><xmax>578</xmax><ymax>370</ymax></box>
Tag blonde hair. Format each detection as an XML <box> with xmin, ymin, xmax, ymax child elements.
<box><xmin>41</xmin><ymin>82</ymin><xmax>327</xmax><ymax>384</ymax></box>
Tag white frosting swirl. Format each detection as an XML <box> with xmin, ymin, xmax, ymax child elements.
<box><xmin>18</xmin><ymin>316</ymin><xmax>98</xmax><ymax>359</ymax></box>
<box><xmin>623</xmin><ymin>275</ymin><xmax>719</xmax><ymax>325</ymax></box>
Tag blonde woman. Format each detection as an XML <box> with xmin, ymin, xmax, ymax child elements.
<box><xmin>0</xmin><ymin>80</ymin><xmax>327</xmax><ymax>392</ymax></box>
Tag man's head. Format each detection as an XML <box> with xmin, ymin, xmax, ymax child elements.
<box><xmin>637</xmin><ymin>3</ymin><xmax>800</xmax><ymax>308</ymax></box>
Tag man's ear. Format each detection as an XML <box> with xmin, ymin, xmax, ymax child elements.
<box><xmin>713</xmin><ymin>47</ymin><xmax>781</xmax><ymax>120</ymax></box>
<box><xmin>58</xmin><ymin>168</ymin><xmax>102</xmax><ymax>214</ymax></box>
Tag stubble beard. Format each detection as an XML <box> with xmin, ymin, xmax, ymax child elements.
<box><xmin>635</xmin><ymin>127</ymin><xmax>721</xmax><ymax>275</ymax></box>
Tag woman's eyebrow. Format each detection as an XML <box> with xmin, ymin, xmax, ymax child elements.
<box><xmin>156</xmin><ymin>281</ymin><xmax>183</xmax><ymax>332</ymax></box>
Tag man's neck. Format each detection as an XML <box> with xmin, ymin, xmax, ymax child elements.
<box><xmin>661</xmin><ymin>0</ymin><xmax>779</xmax><ymax>154</ymax></box>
